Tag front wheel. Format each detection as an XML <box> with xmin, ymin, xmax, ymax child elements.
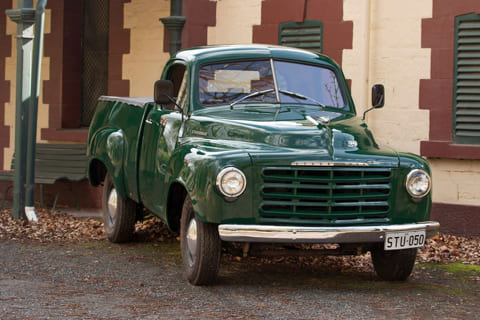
<box><xmin>180</xmin><ymin>196</ymin><xmax>221</xmax><ymax>285</ymax></box>
<box><xmin>102</xmin><ymin>173</ymin><xmax>137</xmax><ymax>243</ymax></box>
<box><xmin>371</xmin><ymin>245</ymin><xmax>417</xmax><ymax>281</ymax></box>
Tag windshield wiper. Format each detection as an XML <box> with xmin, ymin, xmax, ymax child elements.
<box><xmin>279</xmin><ymin>89</ymin><xmax>326</xmax><ymax>107</ymax></box>
<box><xmin>229</xmin><ymin>88</ymin><xmax>275</xmax><ymax>109</ymax></box>
<box><xmin>229</xmin><ymin>88</ymin><xmax>326</xmax><ymax>109</ymax></box>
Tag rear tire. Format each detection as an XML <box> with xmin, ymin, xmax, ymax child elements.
<box><xmin>102</xmin><ymin>173</ymin><xmax>136</xmax><ymax>243</ymax></box>
<box><xmin>180</xmin><ymin>196</ymin><xmax>221</xmax><ymax>285</ymax></box>
<box><xmin>371</xmin><ymin>245</ymin><xmax>417</xmax><ymax>281</ymax></box>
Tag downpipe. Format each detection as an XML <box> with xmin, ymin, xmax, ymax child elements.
<box><xmin>25</xmin><ymin>0</ymin><xmax>48</xmax><ymax>221</ymax></box>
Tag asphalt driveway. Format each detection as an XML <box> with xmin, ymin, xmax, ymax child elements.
<box><xmin>1</xmin><ymin>239</ymin><xmax>479</xmax><ymax>320</ymax></box>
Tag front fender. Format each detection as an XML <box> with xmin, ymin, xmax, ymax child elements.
<box><xmin>169</xmin><ymin>144</ymin><xmax>255</xmax><ymax>224</ymax></box>
<box><xmin>390</xmin><ymin>153</ymin><xmax>432</xmax><ymax>223</ymax></box>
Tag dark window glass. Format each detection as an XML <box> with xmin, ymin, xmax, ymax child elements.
<box><xmin>81</xmin><ymin>0</ymin><xmax>110</xmax><ymax>126</ymax></box>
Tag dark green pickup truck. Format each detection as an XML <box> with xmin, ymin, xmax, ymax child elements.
<box><xmin>87</xmin><ymin>45</ymin><xmax>439</xmax><ymax>285</ymax></box>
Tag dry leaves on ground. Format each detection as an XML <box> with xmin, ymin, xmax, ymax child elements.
<box><xmin>1</xmin><ymin>208</ymin><xmax>479</xmax><ymax>267</ymax></box>
<box><xmin>0</xmin><ymin>208</ymin><xmax>105</xmax><ymax>243</ymax></box>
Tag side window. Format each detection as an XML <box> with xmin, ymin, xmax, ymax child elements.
<box><xmin>453</xmin><ymin>14</ymin><xmax>480</xmax><ymax>144</ymax></box>
<box><xmin>279</xmin><ymin>20</ymin><xmax>323</xmax><ymax>53</ymax></box>
<box><xmin>165</xmin><ymin>64</ymin><xmax>187</xmax><ymax>111</ymax></box>
<box><xmin>176</xmin><ymin>71</ymin><xmax>188</xmax><ymax>110</ymax></box>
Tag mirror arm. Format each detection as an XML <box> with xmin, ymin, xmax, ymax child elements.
<box><xmin>362</xmin><ymin>107</ymin><xmax>374</xmax><ymax>121</ymax></box>
<box><xmin>165</xmin><ymin>95</ymin><xmax>183</xmax><ymax>113</ymax></box>
<box><xmin>165</xmin><ymin>95</ymin><xmax>186</xmax><ymax>122</ymax></box>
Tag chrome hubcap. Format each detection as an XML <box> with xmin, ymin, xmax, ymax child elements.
<box><xmin>186</xmin><ymin>218</ymin><xmax>198</xmax><ymax>266</ymax></box>
<box><xmin>107</xmin><ymin>188</ymin><xmax>118</xmax><ymax>225</ymax></box>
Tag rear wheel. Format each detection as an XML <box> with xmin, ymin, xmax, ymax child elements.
<box><xmin>102</xmin><ymin>173</ymin><xmax>136</xmax><ymax>243</ymax></box>
<box><xmin>371</xmin><ymin>245</ymin><xmax>417</xmax><ymax>281</ymax></box>
<box><xmin>180</xmin><ymin>196</ymin><xmax>221</xmax><ymax>285</ymax></box>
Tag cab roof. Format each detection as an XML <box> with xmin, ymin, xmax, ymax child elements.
<box><xmin>171</xmin><ymin>44</ymin><xmax>340</xmax><ymax>68</ymax></box>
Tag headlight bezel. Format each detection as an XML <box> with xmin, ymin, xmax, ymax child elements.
<box><xmin>405</xmin><ymin>169</ymin><xmax>432</xmax><ymax>199</ymax></box>
<box><xmin>216</xmin><ymin>167</ymin><xmax>247</xmax><ymax>199</ymax></box>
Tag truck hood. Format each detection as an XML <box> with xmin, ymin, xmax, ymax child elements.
<box><xmin>184</xmin><ymin>105</ymin><xmax>399</xmax><ymax>167</ymax></box>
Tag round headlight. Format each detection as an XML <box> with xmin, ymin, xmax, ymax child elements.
<box><xmin>405</xmin><ymin>169</ymin><xmax>431</xmax><ymax>199</ymax></box>
<box><xmin>216</xmin><ymin>167</ymin><xmax>247</xmax><ymax>198</ymax></box>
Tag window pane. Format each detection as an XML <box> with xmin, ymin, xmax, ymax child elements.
<box><xmin>274</xmin><ymin>61</ymin><xmax>345</xmax><ymax>108</ymax></box>
<box><xmin>198</xmin><ymin>60</ymin><xmax>275</xmax><ymax>106</ymax></box>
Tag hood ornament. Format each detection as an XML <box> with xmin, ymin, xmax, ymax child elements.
<box><xmin>306</xmin><ymin>115</ymin><xmax>330</xmax><ymax>126</ymax></box>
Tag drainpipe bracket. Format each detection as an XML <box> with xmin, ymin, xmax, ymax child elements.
<box><xmin>6</xmin><ymin>8</ymin><xmax>36</xmax><ymax>24</ymax></box>
<box><xmin>159</xmin><ymin>16</ymin><xmax>186</xmax><ymax>30</ymax></box>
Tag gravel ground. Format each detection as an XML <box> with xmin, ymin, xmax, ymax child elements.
<box><xmin>1</xmin><ymin>208</ymin><xmax>479</xmax><ymax>319</ymax></box>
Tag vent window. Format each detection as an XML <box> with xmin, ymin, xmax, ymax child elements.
<box><xmin>453</xmin><ymin>13</ymin><xmax>480</xmax><ymax>144</ymax></box>
<box><xmin>279</xmin><ymin>20</ymin><xmax>323</xmax><ymax>52</ymax></box>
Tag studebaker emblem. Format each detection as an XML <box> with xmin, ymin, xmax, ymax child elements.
<box><xmin>291</xmin><ymin>161</ymin><xmax>369</xmax><ymax>167</ymax></box>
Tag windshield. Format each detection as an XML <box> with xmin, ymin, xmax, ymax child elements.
<box><xmin>198</xmin><ymin>59</ymin><xmax>346</xmax><ymax>109</ymax></box>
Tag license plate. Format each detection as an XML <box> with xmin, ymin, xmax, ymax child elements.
<box><xmin>384</xmin><ymin>230</ymin><xmax>426</xmax><ymax>250</ymax></box>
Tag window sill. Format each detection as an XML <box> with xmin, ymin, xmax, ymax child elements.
<box><xmin>420</xmin><ymin>140</ymin><xmax>480</xmax><ymax>160</ymax></box>
<box><xmin>41</xmin><ymin>128</ymin><xmax>89</xmax><ymax>143</ymax></box>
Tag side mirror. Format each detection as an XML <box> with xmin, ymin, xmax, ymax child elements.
<box><xmin>371</xmin><ymin>84</ymin><xmax>385</xmax><ymax>109</ymax></box>
<box><xmin>154</xmin><ymin>80</ymin><xmax>174</xmax><ymax>105</ymax></box>
<box><xmin>363</xmin><ymin>84</ymin><xmax>385</xmax><ymax>120</ymax></box>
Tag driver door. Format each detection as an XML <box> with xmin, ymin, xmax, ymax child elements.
<box><xmin>138</xmin><ymin>64</ymin><xmax>188</xmax><ymax>215</ymax></box>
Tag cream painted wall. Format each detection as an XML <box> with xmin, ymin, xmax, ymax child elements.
<box><xmin>343</xmin><ymin>0</ymin><xmax>480</xmax><ymax>207</ymax></box>
<box><xmin>207</xmin><ymin>0</ymin><xmax>263</xmax><ymax>45</ymax></box>
<box><xmin>343</xmin><ymin>0</ymin><xmax>431</xmax><ymax>154</ymax></box>
<box><xmin>123</xmin><ymin>0</ymin><xmax>170</xmax><ymax>97</ymax></box>
<box><xmin>3</xmin><ymin>0</ymin><xmax>50</xmax><ymax>170</ymax></box>
<box><xmin>430</xmin><ymin>159</ymin><xmax>480</xmax><ymax>206</ymax></box>
<box><xmin>343</xmin><ymin>0</ymin><xmax>371</xmax><ymax>114</ymax></box>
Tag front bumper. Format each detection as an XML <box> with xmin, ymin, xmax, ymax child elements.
<box><xmin>218</xmin><ymin>221</ymin><xmax>440</xmax><ymax>243</ymax></box>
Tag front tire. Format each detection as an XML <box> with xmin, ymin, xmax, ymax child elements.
<box><xmin>102</xmin><ymin>173</ymin><xmax>136</xmax><ymax>243</ymax></box>
<box><xmin>371</xmin><ymin>245</ymin><xmax>417</xmax><ymax>281</ymax></box>
<box><xmin>180</xmin><ymin>196</ymin><xmax>221</xmax><ymax>285</ymax></box>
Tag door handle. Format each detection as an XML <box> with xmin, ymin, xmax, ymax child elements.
<box><xmin>145</xmin><ymin>119</ymin><xmax>159</xmax><ymax>126</ymax></box>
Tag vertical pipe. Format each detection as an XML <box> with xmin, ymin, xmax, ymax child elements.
<box><xmin>160</xmin><ymin>0</ymin><xmax>185</xmax><ymax>56</ymax></box>
<box><xmin>25</xmin><ymin>0</ymin><xmax>47</xmax><ymax>222</ymax></box>
<box><xmin>171</xmin><ymin>0</ymin><xmax>182</xmax><ymax>16</ymax></box>
<box><xmin>6</xmin><ymin>0</ymin><xmax>35</xmax><ymax>220</ymax></box>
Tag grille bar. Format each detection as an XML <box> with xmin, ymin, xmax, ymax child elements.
<box><xmin>260</xmin><ymin>166</ymin><xmax>392</xmax><ymax>225</ymax></box>
<box><xmin>263</xmin><ymin>182</ymin><xmax>390</xmax><ymax>191</ymax></box>
<box><xmin>262</xmin><ymin>192</ymin><xmax>390</xmax><ymax>201</ymax></box>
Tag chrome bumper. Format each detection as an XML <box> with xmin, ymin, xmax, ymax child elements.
<box><xmin>218</xmin><ymin>221</ymin><xmax>440</xmax><ymax>243</ymax></box>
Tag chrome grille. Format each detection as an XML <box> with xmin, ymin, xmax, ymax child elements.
<box><xmin>260</xmin><ymin>166</ymin><xmax>392</xmax><ymax>225</ymax></box>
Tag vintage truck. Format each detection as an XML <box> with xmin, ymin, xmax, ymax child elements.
<box><xmin>87</xmin><ymin>45</ymin><xmax>439</xmax><ymax>285</ymax></box>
